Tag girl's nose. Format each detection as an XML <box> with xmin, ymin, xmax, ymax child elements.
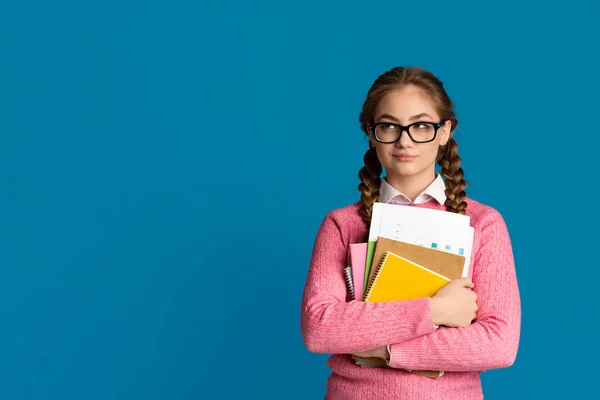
<box><xmin>395</xmin><ymin>129</ymin><xmax>414</xmax><ymax>147</ymax></box>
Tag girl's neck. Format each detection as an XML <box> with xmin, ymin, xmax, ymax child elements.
<box><xmin>385</xmin><ymin>171</ymin><xmax>437</xmax><ymax>202</ymax></box>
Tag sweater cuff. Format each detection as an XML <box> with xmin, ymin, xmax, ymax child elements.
<box><xmin>385</xmin><ymin>298</ymin><xmax>440</xmax><ymax>366</ymax></box>
<box><xmin>397</xmin><ymin>296</ymin><xmax>438</xmax><ymax>337</ymax></box>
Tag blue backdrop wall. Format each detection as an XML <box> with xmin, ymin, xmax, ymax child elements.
<box><xmin>1</xmin><ymin>1</ymin><xmax>598</xmax><ymax>399</ymax></box>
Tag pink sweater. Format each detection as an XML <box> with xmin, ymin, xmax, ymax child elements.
<box><xmin>301</xmin><ymin>199</ymin><xmax>521</xmax><ymax>399</ymax></box>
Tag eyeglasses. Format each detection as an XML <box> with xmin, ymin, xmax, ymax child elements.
<box><xmin>370</xmin><ymin>120</ymin><xmax>447</xmax><ymax>144</ymax></box>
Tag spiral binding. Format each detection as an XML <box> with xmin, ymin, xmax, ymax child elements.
<box><xmin>343</xmin><ymin>266</ymin><xmax>355</xmax><ymax>300</ymax></box>
<box><xmin>363</xmin><ymin>251</ymin><xmax>392</xmax><ymax>301</ymax></box>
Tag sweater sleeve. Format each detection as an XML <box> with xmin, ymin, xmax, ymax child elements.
<box><xmin>301</xmin><ymin>211</ymin><xmax>437</xmax><ymax>355</ymax></box>
<box><xmin>387</xmin><ymin>208</ymin><xmax>521</xmax><ymax>372</ymax></box>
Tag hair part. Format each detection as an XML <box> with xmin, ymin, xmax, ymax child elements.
<box><xmin>357</xmin><ymin>66</ymin><xmax>468</xmax><ymax>232</ymax></box>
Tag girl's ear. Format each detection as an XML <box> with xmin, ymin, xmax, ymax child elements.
<box><xmin>439</xmin><ymin>120</ymin><xmax>451</xmax><ymax>146</ymax></box>
<box><xmin>366</xmin><ymin>124</ymin><xmax>376</xmax><ymax>148</ymax></box>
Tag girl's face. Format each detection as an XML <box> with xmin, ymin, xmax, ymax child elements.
<box><xmin>368</xmin><ymin>85</ymin><xmax>451</xmax><ymax>186</ymax></box>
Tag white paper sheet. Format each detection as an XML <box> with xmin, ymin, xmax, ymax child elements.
<box><xmin>369</xmin><ymin>203</ymin><xmax>475</xmax><ymax>277</ymax></box>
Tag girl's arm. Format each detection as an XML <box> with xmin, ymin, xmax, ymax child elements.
<box><xmin>386</xmin><ymin>208</ymin><xmax>521</xmax><ymax>372</ymax></box>
<box><xmin>301</xmin><ymin>211</ymin><xmax>438</xmax><ymax>354</ymax></box>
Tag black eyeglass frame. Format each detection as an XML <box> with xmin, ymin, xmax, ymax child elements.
<box><xmin>369</xmin><ymin>120</ymin><xmax>448</xmax><ymax>144</ymax></box>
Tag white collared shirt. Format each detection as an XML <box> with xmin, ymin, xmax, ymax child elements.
<box><xmin>378</xmin><ymin>173</ymin><xmax>447</xmax><ymax>205</ymax></box>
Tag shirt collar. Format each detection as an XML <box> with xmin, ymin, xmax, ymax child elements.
<box><xmin>378</xmin><ymin>173</ymin><xmax>447</xmax><ymax>205</ymax></box>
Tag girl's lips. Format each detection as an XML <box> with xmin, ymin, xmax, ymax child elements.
<box><xmin>393</xmin><ymin>154</ymin><xmax>417</xmax><ymax>161</ymax></box>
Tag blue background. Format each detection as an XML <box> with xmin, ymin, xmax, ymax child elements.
<box><xmin>1</xmin><ymin>0</ymin><xmax>598</xmax><ymax>398</ymax></box>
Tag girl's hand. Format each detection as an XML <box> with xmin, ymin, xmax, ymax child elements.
<box><xmin>430</xmin><ymin>277</ymin><xmax>478</xmax><ymax>328</ymax></box>
<box><xmin>353</xmin><ymin>346</ymin><xmax>389</xmax><ymax>359</ymax></box>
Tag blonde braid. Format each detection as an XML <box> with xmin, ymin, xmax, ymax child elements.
<box><xmin>438</xmin><ymin>137</ymin><xmax>467</xmax><ymax>214</ymax></box>
<box><xmin>358</xmin><ymin>147</ymin><xmax>382</xmax><ymax>229</ymax></box>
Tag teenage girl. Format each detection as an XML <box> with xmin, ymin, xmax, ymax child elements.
<box><xmin>301</xmin><ymin>66</ymin><xmax>521</xmax><ymax>400</ymax></box>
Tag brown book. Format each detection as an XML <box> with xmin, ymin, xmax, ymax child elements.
<box><xmin>351</xmin><ymin>355</ymin><xmax>444</xmax><ymax>379</ymax></box>
<box><xmin>365</xmin><ymin>237</ymin><xmax>465</xmax><ymax>298</ymax></box>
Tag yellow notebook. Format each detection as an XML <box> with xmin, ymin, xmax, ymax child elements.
<box><xmin>363</xmin><ymin>251</ymin><xmax>451</xmax><ymax>302</ymax></box>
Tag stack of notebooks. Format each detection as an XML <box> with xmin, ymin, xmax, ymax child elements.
<box><xmin>344</xmin><ymin>203</ymin><xmax>475</xmax><ymax>379</ymax></box>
